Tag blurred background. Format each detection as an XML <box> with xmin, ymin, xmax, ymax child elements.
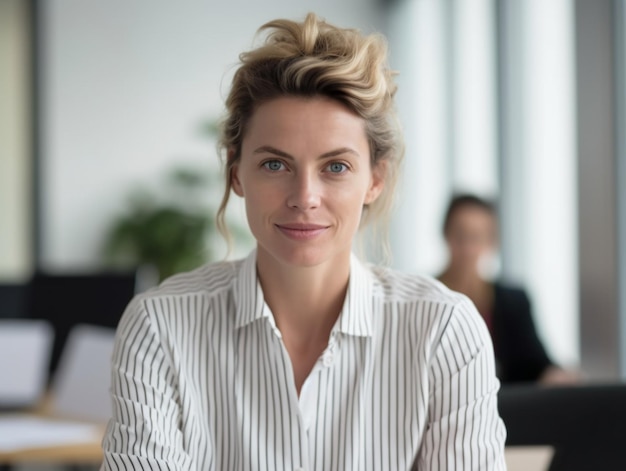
<box><xmin>1</xmin><ymin>0</ymin><xmax>625</xmax><ymax>384</ymax></box>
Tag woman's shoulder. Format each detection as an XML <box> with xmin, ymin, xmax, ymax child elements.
<box><xmin>114</xmin><ymin>259</ymin><xmax>247</xmax><ymax>339</ymax></box>
<box><xmin>366</xmin><ymin>264</ymin><xmax>489</xmax><ymax>346</ymax></box>
<box><xmin>117</xmin><ymin>259</ymin><xmax>247</xmax><ymax>330</ymax></box>
<box><xmin>138</xmin><ymin>258</ymin><xmax>244</xmax><ymax>302</ymax></box>
<box><xmin>368</xmin><ymin>263</ymin><xmax>469</xmax><ymax>308</ymax></box>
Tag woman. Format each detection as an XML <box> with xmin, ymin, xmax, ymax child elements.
<box><xmin>101</xmin><ymin>14</ymin><xmax>506</xmax><ymax>470</ymax></box>
<box><xmin>438</xmin><ymin>193</ymin><xmax>579</xmax><ymax>384</ymax></box>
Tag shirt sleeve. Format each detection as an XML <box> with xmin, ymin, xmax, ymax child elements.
<box><xmin>417</xmin><ymin>297</ymin><xmax>507</xmax><ymax>470</ymax></box>
<box><xmin>101</xmin><ymin>296</ymin><xmax>193</xmax><ymax>470</ymax></box>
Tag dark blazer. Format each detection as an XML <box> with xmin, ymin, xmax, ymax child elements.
<box><xmin>491</xmin><ymin>284</ymin><xmax>553</xmax><ymax>383</ymax></box>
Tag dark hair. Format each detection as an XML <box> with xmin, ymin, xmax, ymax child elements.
<box><xmin>442</xmin><ymin>194</ymin><xmax>497</xmax><ymax>236</ymax></box>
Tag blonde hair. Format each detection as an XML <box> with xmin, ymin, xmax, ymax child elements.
<box><xmin>216</xmin><ymin>12</ymin><xmax>403</xmax><ymax>261</ymax></box>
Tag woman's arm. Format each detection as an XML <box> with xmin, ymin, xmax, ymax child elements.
<box><xmin>417</xmin><ymin>298</ymin><xmax>507</xmax><ymax>470</ymax></box>
<box><xmin>101</xmin><ymin>296</ymin><xmax>193</xmax><ymax>470</ymax></box>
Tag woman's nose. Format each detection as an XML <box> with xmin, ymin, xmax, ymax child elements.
<box><xmin>286</xmin><ymin>172</ymin><xmax>321</xmax><ymax>210</ymax></box>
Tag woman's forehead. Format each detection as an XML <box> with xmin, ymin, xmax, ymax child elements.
<box><xmin>241</xmin><ymin>96</ymin><xmax>369</xmax><ymax>154</ymax></box>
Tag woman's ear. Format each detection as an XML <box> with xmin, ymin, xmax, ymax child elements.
<box><xmin>364</xmin><ymin>160</ymin><xmax>386</xmax><ymax>205</ymax></box>
<box><xmin>229</xmin><ymin>149</ymin><xmax>244</xmax><ymax>197</ymax></box>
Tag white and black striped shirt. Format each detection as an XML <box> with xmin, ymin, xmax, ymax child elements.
<box><xmin>101</xmin><ymin>250</ymin><xmax>506</xmax><ymax>470</ymax></box>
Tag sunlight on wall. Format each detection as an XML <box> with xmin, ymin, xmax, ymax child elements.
<box><xmin>388</xmin><ymin>0</ymin><xmax>497</xmax><ymax>275</ymax></box>
<box><xmin>520</xmin><ymin>0</ymin><xmax>578</xmax><ymax>366</ymax></box>
<box><xmin>450</xmin><ymin>0</ymin><xmax>498</xmax><ymax>196</ymax></box>
<box><xmin>388</xmin><ymin>0</ymin><xmax>579</xmax><ymax>366</ymax></box>
<box><xmin>388</xmin><ymin>0</ymin><xmax>449</xmax><ymax>276</ymax></box>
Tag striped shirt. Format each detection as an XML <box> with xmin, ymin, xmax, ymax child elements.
<box><xmin>101</xmin><ymin>250</ymin><xmax>506</xmax><ymax>470</ymax></box>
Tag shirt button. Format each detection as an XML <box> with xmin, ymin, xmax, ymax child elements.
<box><xmin>323</xmin><ymin>353</ymin><xmax>333</xmax><ymax>367</ymax></box>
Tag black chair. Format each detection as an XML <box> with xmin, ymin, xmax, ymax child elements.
<box><xmin>0</xmin><ymin>283</ymin><xmax>28</xmax><ymax>319</ymax></box>
<box><xmin>26</xmin><ymin>271</ymin><xmax>137</xmax><ymax>376</ymax></box>
<box><xmin>498</xmin><ymin>383</ymin><xmax>626</xmax><ymax>471</ymax></box>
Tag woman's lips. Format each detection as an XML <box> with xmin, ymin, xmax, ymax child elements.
<box><xmin>275</xmin><ymin>223</ymin><xmax>329</xmax><ymax>240</ymax></box>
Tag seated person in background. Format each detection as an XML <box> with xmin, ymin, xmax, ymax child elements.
<box><xmin>437</xmin><ymin>193</ymin><xmax>580</xmax><ymax>385</ymax></box>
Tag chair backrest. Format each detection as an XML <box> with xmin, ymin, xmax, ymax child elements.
<box><xmin>0</xmin><ymin>319</ymin><xmax>53</xmax><ymax>409</ymax></box>
<box><xmin>0</xmin><ymin>283</ymin><xmax>28</xmax><ymax>319</ymax></box>
<box><xmin>498</xmin><ymin>383</ymin><xmax>626</xmax><ymax>471</ymax></box>
<box><xmin>27</xmin><ymin>270</ymin><xmax>136</xmax><ymax>375</ymax></box>
<box><xmin>50</xmin><ymin>324</ymin><xmax>116</xmax><ymax>422</ymax></box>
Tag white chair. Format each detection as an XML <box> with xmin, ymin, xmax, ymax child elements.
<box><xmin>0</xmin><ymin>319</ymin><xmax>53</xmax><ymax>409</ymax></box>
<box><xmin>50</xmin><ymin>324</ymin><xmax>116</xmax><ymax>423</ymax></box>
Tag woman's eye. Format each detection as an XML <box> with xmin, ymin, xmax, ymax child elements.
<box><xmin>327</xmin><ymin>162</ymin><xmax>348</xmax><ymax>174</ymax></box>
<box><xmin>263</xmin><ymin>160</ymin><xmax>284</xmax><ymax>171</ymax></box>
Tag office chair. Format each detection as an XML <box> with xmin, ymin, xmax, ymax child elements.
<box><xmin>498</xmin><ymin>383</ymin><xmax>626</xmax><ymax>471</ymax></box>
<box><xmin>0</xmin><ymin>283</ymin><xmax>28</xmax><ymax>319</ymax></box>
<box><xmin>0</xmin><ymin>319</ymin><xmax>53</xmax><ymax>409</ymax></box>
<box><xmin>26</xmin><ymin>270</ymin><xmax>136</xmax><ymax>376</ymax></box>
<box><xmin>51</xmin><ymin>324</ymin><xmax>116</xmax><ymax>422</ymax></box>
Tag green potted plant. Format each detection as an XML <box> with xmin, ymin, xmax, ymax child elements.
<box><xmin>102</xmin><ymin>165</ymin><xmax>230</xmax><ymax>282</ymax></box>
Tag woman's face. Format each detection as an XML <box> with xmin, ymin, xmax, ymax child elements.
<box><xmin>445</xmin><ymin>205</ymin><xmax>497</xmax><ymax>271</ymax></box>
<box><xmin>231</xmin><ymin>96</ymin><xmax>384</xmax><ymax>270</ymax></box>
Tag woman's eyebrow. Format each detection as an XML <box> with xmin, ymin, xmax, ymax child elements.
<box><xmin>253</xmin><ymin>146</ymin><xmax>359</xmax><ymax>159</ymax></box>
<box><xmin>319</xmin><ymin>147</ymin><xmax>359</xmax><ymax>159</ymax></box>
<box><xmin>253</xmin><ymin>146</ymin><xmax>293</xmax><ymax>159</ymax></box>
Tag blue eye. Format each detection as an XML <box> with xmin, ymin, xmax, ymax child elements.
<box><xmin>263</xmin><ymin>160</ymin><xmax>284</xmax><ymax>171</ymax></box>
<box><xmin>327</xmin><ymin>162</ymin><xmax>348</xmax><ymax>174</ymax></box>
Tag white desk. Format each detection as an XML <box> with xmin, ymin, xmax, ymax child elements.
<box><xmin>0</xmin><ymin>397</ymin><xmax>104</xmax><ymax>465</ymax></box>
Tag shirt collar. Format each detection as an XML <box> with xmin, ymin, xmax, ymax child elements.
<box><xmin>233</xmin><ymin>250</ymin><xmax>374</xmax><ymax>337</ymax></box>
<box><xmin>233</xmin><ymin>250</ymin><xmax>266</xmax><ymax>329</ymax></box>
<box><xmin>335</xmin><ymin>253</ymin><xmax>374</xmax><ymax>337</ymax></box>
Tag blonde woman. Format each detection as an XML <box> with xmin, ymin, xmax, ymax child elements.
<box><xmin>101</xmin><ymin>13</ymin><xmax>506</xmax><ymax>470</ymax></box>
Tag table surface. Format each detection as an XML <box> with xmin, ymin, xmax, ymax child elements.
<box><xmin>0</xmin><ymin>437</ymin><xmax>103</xmax><ymax>464</ymax></box>
<box><xmin>0</xmin><ymin>424</ymin><xmax>553</xmax><ymax>468</ymax></box>
<box><xmin>505</xmin><ymin>446</ymin><xmax>554</xmax><ymax>471</ymax></box>
<box><xmin>0</xmin><ymin>397</ymin><xmax>553</xmax><ymax>468</ymax></box>
<box><xmin>0</xmin><ymin>395</ymin><xmax>105</xmax><ymax>464</ymax></box>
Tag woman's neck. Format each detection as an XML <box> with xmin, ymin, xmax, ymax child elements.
<box><xmin>256</xmin><ymin>251</ymin><xmax>350</xmax><ymax>343</ymax></box>
<box><xmin>439</xmin><ymin>264</ymin><xmax>482</xmax><ymax>289</ymax></box>
<box><xmin>439</xmin><ymin>264</ymin><xmax>494</xmax><ymax>316</ymax></box>
<box><xmin>255</xmin><ymin>250</ymin><xmax>351</xmax><ymax>395</ymax></box>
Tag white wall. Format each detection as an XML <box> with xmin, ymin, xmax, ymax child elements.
<box><xmin>387</xmin><ymin>0</ymin><xmax>579</xmax><ymax>368</ymax></box>
<box><xmin>521</xmin><ymin>0</ymin><xmax>579</xmax><ymax>368</ymax></box>
<box><xmin>37</xmin><ymin>0</ymin><xmax>582</xmax><ymax>368</ymax></box>
<box><xmin>40</xmin><ymin>0</ymin><xmax>384</xmax><ymax>270</ymax></box>
<box><xmin>0</xmin><ymin>0</ymin><xmax>32</xmax><ymax>281</ymax></box>
<box><xmin>387</xmin><ymin>0</ymin><xmax>451</xmax><ymax>276</ymax></box>
<box><xmin>387</xmin><ymin>0</ymin><xmax>498</xmax><ymax>277</ymax></box>
<box><xmin>499</xmin><ymin>0</ymin><xmax>578</xmax><ymax>368</ymax></box>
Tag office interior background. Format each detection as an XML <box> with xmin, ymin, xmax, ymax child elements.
<box><xmin>1</xmin><ymin>0</ymin><xmax>625</xmax><ymax>382</ymax></box>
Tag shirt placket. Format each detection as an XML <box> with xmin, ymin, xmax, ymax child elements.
<box><xmin>264</xmin><ymin>307</ymin><xmax>318</xmax><ymax>471</ymax></box>
<box><xmin>297</xmin><ymin>332</ymin><xmax>338</xmax><ymax>470</ymax></box>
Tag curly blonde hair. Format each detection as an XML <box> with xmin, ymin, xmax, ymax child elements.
<box><xmin>216</xmin><ymin>12</ymin><xmax>403</xmax><ymax>261</ymax></box>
